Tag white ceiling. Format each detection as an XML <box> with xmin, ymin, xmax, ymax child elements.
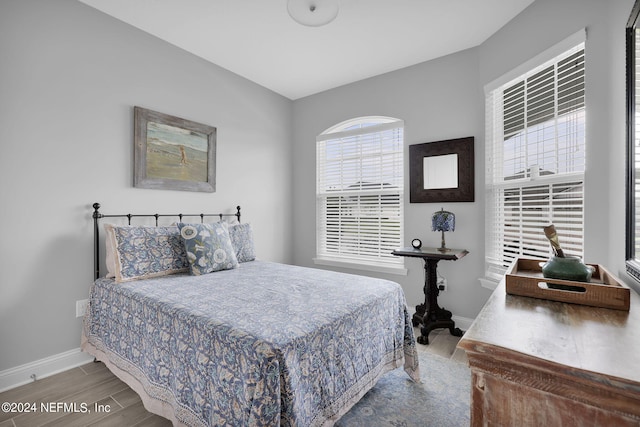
<box><xmin>78</xmin><ymin>0</ymin><xmax>535</xmax><ymax>100</ymax></box>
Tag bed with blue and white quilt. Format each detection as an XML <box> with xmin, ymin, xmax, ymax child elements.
<box><xmin>81</xmin><ymin>214</ymin><xmax>419</xmax><ymax>427</ymax></box>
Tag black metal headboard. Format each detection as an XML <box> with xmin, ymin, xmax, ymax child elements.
<box><xmin>92</xmin><ymin>202</ymin><xmax>241</xmax><ymax>280</ymax></box>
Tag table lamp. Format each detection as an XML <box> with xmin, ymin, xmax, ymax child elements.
<box><xmin>432</xmin><ymin>208</ymin><xmax>455</xmax><ymax>252</ymax></box>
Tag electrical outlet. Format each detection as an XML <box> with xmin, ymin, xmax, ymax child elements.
<box><xmin>76</xmin><ymin>299</ymin><xmax>89</xmax><ymax>318</ymax></box>
<box><xmin>437</xmin><ymin>278</ymin><xmax>447</xmax><ymax>292</ymax></box>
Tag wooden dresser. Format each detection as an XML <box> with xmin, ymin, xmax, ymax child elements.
<box><xmin>457</xmin><ymin>280</ymin><xmax>640</xmax><ymax>426</ymax></box>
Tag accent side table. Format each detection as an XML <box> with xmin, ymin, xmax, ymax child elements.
<box><xmin>392</xmin><ymin>247</ymin><xmax>469</xmax><ymax>344</ymax></box>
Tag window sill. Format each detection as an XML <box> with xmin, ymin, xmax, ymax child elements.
<box><xmin>313</xmin><ymin>257</ymin><xmax>408</xmax><ymax>276</ymax></box>
<box><xmin>478</xmin><ymin>277</ymin><xmax>498</xmax><ymax>290</ymax></box>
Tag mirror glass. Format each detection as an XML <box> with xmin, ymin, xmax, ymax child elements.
<box><xmin>423</xmin><ymin>154</ymin><xmax>458</xmax><ymax>189</ymax></box>
<box><xmin>626</xmin><ymin>1</ymin><xmax>640</xmax><ymax>282</ymax></box>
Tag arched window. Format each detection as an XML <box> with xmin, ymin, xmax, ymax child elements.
<box><xmin>315</xmin><ymin>116</ymin><xmax>405</xmax><ymax>272</ymax></box>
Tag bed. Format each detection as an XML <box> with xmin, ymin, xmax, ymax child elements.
<box><xmin>81</xmin><ymin>203</ymin><xmax>420</xmax><ymax>426</ymax></box>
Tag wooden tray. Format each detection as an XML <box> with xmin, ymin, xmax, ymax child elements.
<box><xmin>505</xmin><ymin>258</ymin><xmax>630</xmax><ymax>311</ymax></box>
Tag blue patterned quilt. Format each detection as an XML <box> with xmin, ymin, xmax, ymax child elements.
<box><xmin>82</xmin><ymin>261</ymin><xmax>419</xmax><ymax>426</ymax></box>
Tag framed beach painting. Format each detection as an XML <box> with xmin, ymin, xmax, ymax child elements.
<box><xmin>134</xmin><ymin>106</ymin><xmax>216</xmax><ymax>192</ymax></box>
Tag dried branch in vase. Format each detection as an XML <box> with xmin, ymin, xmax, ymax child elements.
<box><xmin>543</xmin><ymin>224</ymin><xmax>565</xmax><ymax>258</ymax></box>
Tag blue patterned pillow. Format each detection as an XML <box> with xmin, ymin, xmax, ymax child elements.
<box><xmin>105</xmin><ymin>224</ymin><xmax>189</xmax><ymax>283</ymax></box>
<box><xmin>178</xmin><ymin>222</ymin><xmax>239</xmax><ymax>275</ymax></box>
<box><xmin>228</xmin><ymin>223</ymin><xmax>256</xmax><ymax>263</ymax></box>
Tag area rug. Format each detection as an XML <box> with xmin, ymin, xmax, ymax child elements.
<box><xmin>336</xmin><ymin>352</ymin><xmax>471</xmax><ymax>427</ymax></box>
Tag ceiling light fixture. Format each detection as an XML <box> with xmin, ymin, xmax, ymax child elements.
<box><xmin>287</xmin><ymin>0</ymin><xmax>339</xmax><ymax>27</ymax></box>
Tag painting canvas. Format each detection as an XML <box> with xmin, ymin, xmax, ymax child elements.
<box><xmin>134</xmin><ymin>107</ymin><xmax>216</xmax><ymax>192</ymax></box>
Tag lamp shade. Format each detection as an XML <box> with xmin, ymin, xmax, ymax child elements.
<box><xmin>432</xmin><ymin>209</ymin><xmax>455</xmax><ymax>232</ymax></box>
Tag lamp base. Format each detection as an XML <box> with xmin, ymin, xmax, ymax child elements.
<box><xmin>438</xmin><ymin>230</ymin><xmax>450</xmax><ymax>252</ymax></box>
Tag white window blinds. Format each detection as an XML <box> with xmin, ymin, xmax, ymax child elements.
<box><xmin>485</xmin><ymin>40</ymin><xmax>585</xmax><ymax>282</ymax></box>
<box><xmin>316</xmin><ymin>118</ymin><xmax>404</xmax><ymax>269</ymax></box>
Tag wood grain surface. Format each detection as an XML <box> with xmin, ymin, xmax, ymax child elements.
<box><xmin>458</xmin><ymin>279</ymin><xmax>640</xmax><ymax>426</ymax></box>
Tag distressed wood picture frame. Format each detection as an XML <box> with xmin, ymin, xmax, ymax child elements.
<box><xmin>134</xmin><ymin>106</ymin><xmax>216</xmax><ymax>193</ymax></box>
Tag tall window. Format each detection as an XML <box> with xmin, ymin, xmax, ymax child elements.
<box><xmin>315</xmin><ymin>117</ymin><xmax>404</xmax><ymax>273</ymax></box>
<box><xmin>485</xmin><ymin>35</ymin><xmax>585</xmax><ymax>283</ymax></box>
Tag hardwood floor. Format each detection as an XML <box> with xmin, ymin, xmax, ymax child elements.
<box><xmin>0</xmin><ymin>328</ymin><xmax>464</xmax><ymax>427</ymax></box>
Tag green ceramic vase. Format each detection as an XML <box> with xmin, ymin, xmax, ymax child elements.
<box><xmin>541</xmin><ymin>256</ymin><xmax>593</xmax><ymax>282</ymax></box>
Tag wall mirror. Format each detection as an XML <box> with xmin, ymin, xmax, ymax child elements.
<box><xmin>626</xmin><ymin>0</ymin><xmax>640</xmax><ymax>282</ymax></box>
<box><xmin>409</xmin><ymin>136</ymin><xmax>474</xmax><ymax>203</ymax></box>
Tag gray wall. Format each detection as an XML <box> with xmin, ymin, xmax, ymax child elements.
<box><xmin>292</xmin><ymin>0</ymin><xmax>638</xmax><ymax>320</ymax></box>
<box><xmin>0</xmin><ymin>0</ymin><xmax>293</xmax><ymax>371</ymax></box>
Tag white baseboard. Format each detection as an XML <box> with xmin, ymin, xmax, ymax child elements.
<box><xmin>408</xmin><ymin>306</ymin><xmax>475</xmax><ymax>332</ymax></box>
<box><xmin>0</xmin><ymin>348</ymin><xmax>94</xmax><ymax>393</ymax></box>
<box><xmin>452</xmin><ymin>315</ymin><xmax>474</xmax><ymax>331</ymax></box>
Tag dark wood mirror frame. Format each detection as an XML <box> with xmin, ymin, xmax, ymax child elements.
<box><xmin>409</xmin><ymin>136</ymin><xmax>474</xmax><ymax>203</ymax></box>
<box><xmin>626</xmin><ymin>0</ymin><xmax>640</xmax><ymax>282</ymax></box>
